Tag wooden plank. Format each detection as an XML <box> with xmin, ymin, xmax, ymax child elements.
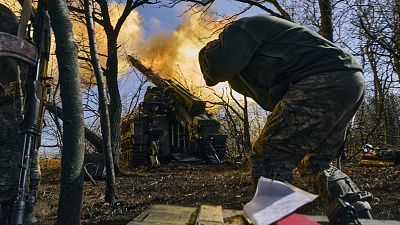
<box><xmin>128</xmin><ymin>205</ymin><xmax>400</xmax><ymax>225</ymax></box>
<box><xmin>129</xmin><ymin>222</ymin><xmax>178</xmax><ymax>225</ymax></box>
<box><xmin>359</xmin><ymin>159</ymin><xmax>395</xmax><ymax>167</ymax></box>
<box><xmin>222</xmin><ymin>209</ymin><xmax>251</xmax><ymax>225</ymax></box>
<box><xmin>196</xmin><ymin>205</ymin><xmax>224</xmax><ymax>225</ymax></box>
<box><xmin>132</xmin><ymin>210</ymin><xmax>150</xmax><ymax>222</ymax></box>
<box><xmin>129</xmin><ymin>204</ymin><xmax>197</xmax><ymax>225</ymax></box>
<box><xmin>150</xmin><ymin>204</ymin><xmax>197</xmax><ymax>213</ymax></box>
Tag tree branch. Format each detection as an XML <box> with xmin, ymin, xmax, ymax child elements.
<box><xmin>46</xmin><ymin>102</ymin><xmax>104</xmax><ymax>153</ymax></box>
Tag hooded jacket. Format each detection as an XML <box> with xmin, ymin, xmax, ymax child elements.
<box><xmin>198</xmin><ymin>15</ymin><xmax>362</xmax><ymax>111</ymax></box>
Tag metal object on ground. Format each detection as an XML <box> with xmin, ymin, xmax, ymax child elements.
<box><xmin>127</xmin><ymin>56</ymin><xmax>227</xmax><ymax>166</ymax></box>
<box><xmin>361</xmin><ymin>144</ymin><xmax>400</xmax><ymax>166</ymax></box>
<box><xmin>327</xmin><ymin>198</ymin><xmax>362</xmax><ymax>225</ymax></box>
<box><xmin>83</xmin><ymin>153</ymin><xmax>106</xmax><ymax>180</ymax></box>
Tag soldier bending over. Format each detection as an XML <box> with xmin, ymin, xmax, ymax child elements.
<box><xmin>199</xmin><ymin>15</ymin><xmax>371</xmax><ymax>219</ymax></box>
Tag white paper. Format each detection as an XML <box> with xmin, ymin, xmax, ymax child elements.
<box><xmin>243</xmin><ymin>177</ymin><xmax>318</xmax><ymax>225</ymax></box>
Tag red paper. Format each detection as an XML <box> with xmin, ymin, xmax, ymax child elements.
<box><xmin>273</xmin><ymin>213</ymin><xmax>321</xmax><ymax>225</ymax></box>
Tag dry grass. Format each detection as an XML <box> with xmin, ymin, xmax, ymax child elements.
<box><xmin>39</xmin><ymin>158</ymin><xmax>61</xmax><ymax>170</ymax></box>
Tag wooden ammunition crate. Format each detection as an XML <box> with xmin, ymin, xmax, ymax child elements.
<box><xmin>128</xmin><ymin>204</ymin><xmax>400</xmax><ymax>225</ymax></box>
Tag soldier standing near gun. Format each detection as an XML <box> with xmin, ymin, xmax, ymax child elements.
<box><xmin>0</xmin><ymin>3</ymin><xmax>44</xmax><ymax>225</ymax></box>
<box><xmin>199</xmin><ymin>15</ymin><xmax>372</xmax><ymax>221</ymax></box>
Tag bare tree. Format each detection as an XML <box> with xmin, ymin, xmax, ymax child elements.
<box><xmin>358</xmin><ymin>0</ymin><xmax>400</xmax><ymax>77</ymax></box>
<box><xmin>48</xmin><ymin>0</ymin><xmax>85</xmax><ymax>224</ymax></box>
<box><xmin>68</xmin><ymin>0</ymin><xmax>160</xmax><ymax>174</ymax></box>
<box><xmin>84</xmin><ymin>0</ymin><xmax>116</xmax><ymax>203</ymax></box>
<box><xmin>167</xmin><ymin>0</ymin><xmax>291</xmax><ymax>20</ymax></box>
<box><xmin>94</xmin><ymin>0</ymin><xmax>160</xmax><ymax>175</ymax></box>
<box><xmin>206</xmin><ymin>87</ymin><xmax>252</xmax><ymax>158</ymax></box>
<box><xmin>318</xmin><ymin>0</ymin><xmax>333</xmax><ymax>40</ymax></box>
<box><xmin>351</xmin><ymin>0</ymin><xmax>400</xmax><ymax>147</ymax></box>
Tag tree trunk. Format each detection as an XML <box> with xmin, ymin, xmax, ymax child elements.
<box><xmin>367</xmin><ymin>49</ymin><xmax>388</xmax><ymax>144</ymax></box>
<box><xmin>105</xmin><ymin>35</ymin><xmax>123</xmax><ymax>175</ymax></box>
<box><xmin>243</xmin><ymin>96</ymin><xmax>252</xmax><ymax>153</ymax></box>
<box><xmin>394</xmin><ymin>0</ymin><xmax>400</xmax><ymax>76</ymax></box>
<box><xmin>48</xmin><ymin>1</ymin><xmax>85</xmax><ymax>224</ymax></box>
<box><xmin>386</xmin><ymin>95</ymin><xmax>399</xmax><ymax>145</ymax></box>
<box><xmin>84</xmin><ymin>0</ymin><xmax>116</xmax><ymax>203</ymax></box>
<box><xmin>318</xmin><ymin>0</ymin><xmax>333</xmax><ymax>41</ymax></box>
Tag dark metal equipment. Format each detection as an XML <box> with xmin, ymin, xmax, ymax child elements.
<box><xmin>327</xmin><ymin>198</ymin><xmax>362</xmax><ymax>225</ymax></box>
<box><xmin>128</xmin><ymin>56</ymin><xmax>227</xmax><ymax>166</ymax></box>
<box><xmin>362</xmin><ymin>144</ymin><xmax>400</xmax><ymax>165</ymax></box>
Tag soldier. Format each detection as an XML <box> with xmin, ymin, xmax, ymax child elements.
<box><xmin>199</xmin><ymin>15</ymin><xmax>371</xmax><ymax>218</ymax></box>
<box><xmin>0</xmin><ymin>4</ymin><xmax>40</xmax><ymax>225</ymax></box>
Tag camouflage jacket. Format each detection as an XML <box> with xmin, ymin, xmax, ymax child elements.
<box><xmin>198</xmin><ymin>15</ymin><xmax>363</xmax><ymax>111</ymax></box>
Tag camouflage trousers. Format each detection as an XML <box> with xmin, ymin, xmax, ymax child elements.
<box><xmin>251</xmin><ymin>70</ymin><xmax>364</xmax><ymax>198</ymax></box>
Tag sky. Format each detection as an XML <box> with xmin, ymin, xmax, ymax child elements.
<box><xmin>136</xmin><ymin>4</ymin><xmax>183</xmax><ymax>38</ymax></box>
<box><xmin>137</xmin><ymin>1</ymin><xmax>266</xmax><ymax>38</ymax></box>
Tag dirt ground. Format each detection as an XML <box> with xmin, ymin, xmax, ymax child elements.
<box><xmin>35</xmin><ymin>160</ymin><xmax>400</xmax><ymax>225</ymax></box>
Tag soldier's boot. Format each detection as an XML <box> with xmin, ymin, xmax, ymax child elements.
<box><xmin>324</xmin><ymin>167</ymin><xmax>373</xmax><ymax>219</ymax></box>
<box><xmin>23</xmin><ymin>207</ymin><xmax>37</xmax><ymax>225</ymax></box>
<box><xmin>298</xmin><ymin>162</ymin><xmax>372</xmax><ymax>224</ymax></box>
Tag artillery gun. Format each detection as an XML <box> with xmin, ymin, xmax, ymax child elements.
<box><xmin>128</xmin><ymin>56</ymin><xmax>227</xmax><ymax>166</ymax></box>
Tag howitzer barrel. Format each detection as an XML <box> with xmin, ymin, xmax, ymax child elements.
<box><xmin>128</xmin><ymin>55</ymin><xmax>206</xmax><ymax>115</ymax></box>
<box><xmin>127</xmin><ymin>55</ymin><xmax>165</xmax><ymax>87</ymax></box>
<box><xmin>165</xmin><ymin>82</ymin><xmax>205</xmax><ymax>115</ymax></box>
